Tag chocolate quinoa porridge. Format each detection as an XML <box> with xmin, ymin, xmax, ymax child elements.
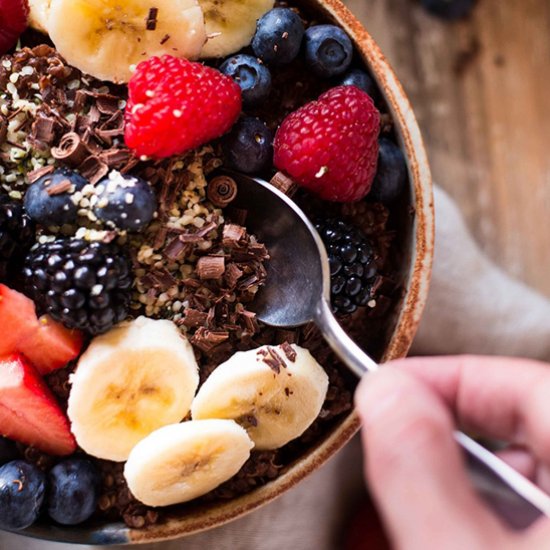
<box><xmin>0</xmin><ymin>0</ymin><xmax>412</xmax><ymax>532</ymax></box>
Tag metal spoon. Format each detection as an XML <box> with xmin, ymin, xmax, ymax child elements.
<box><xmin>229</xmin><ymin>171</ymin><xmax>550</xmax><ymax>529</ymax></box>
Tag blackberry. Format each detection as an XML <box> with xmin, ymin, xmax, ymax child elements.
<box><xmin>0</xmin><ymin>194</ymin><xmax>34</xmax><ymax>282</ymax></box>
<box><xmin>314</xmin><ymin>218</ymin><xmax>378</xmax><ymax>314</ymax></box>
<box><xmin>23</xmin><ymin>239</ymin><xmax>132</xmax><ymax>335</ymax></box>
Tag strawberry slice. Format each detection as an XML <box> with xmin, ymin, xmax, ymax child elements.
<box><xmin>19</xmin><ymin>315</ymin><xmax>84</xmax><ymax>375</ymax></box>
<box><xmin>0</xmin><ymin>0</ymin><xmax>29</xmax><ymax>54</ymax></box>
<box><xmin>0</xmin><ymin>354</ymin><xmax>76</xmax><ymax>455</ymax></box>
<box><xmin>0</xmin><ymin>284</ymin><xmax>39</xmax><ymax>357</ymax></box>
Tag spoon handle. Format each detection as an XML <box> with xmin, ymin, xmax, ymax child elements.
<box><xmin>314</xmin><ymin>298</ymin><xmax>550</xmax><ymax>528</ymax></box>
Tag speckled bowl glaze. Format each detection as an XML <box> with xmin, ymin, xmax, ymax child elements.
<box><xmin>17</xmin><ymin>0</ymin><xmax>433</xmax><ymax>544</ymax></box>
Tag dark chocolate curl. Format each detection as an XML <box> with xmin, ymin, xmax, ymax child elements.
<box><xmin>51</xmin><ymin>132</ymin><xmax>90</xmax><ymax>166</ymax></box>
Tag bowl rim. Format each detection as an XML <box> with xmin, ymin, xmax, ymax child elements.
<box><xmin>18</xmin><ymin>0</ymin><xmax>434</xmax><ymax>544</ymax></box>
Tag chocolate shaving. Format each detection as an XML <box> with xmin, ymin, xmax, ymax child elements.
<box><xmin>51</xmin><ymin>132</ymin><xmax>90</xmax><ymax>166</ymax></box>
<box><xmin>226</xmin><ymin>207</ymin><xmax>247</xmax><ymax>226</ymax></box>
<box><xmin>270</xmin><ymin>171</ymin><xmax>297</xmax><ymax>197</ymax></box>
<box><xmin>224</xmin><ymin>262</ymin><xmax>243</xmax><ymax>288</ymax></box>
<box><xmin>182</xmin><ymin>308</ymin><xmax>208</xmax><ymax>328</ymax></box>
<box><xmin>163</xmin><ymin>236</ymin><xmax>191</xmax><ymax>261</ymax></box>
<box><xmin>79</xmin><ymin>155</ymin><xmax>109</xmax><ymax>185</ymax></box>
<box><xmin>100</xmin><ymin>148</ymin><xmax>131</xmax><ymax>168</ymax></box>
<box><xmin>27</xmin><ymin>164</ymin><xmax>55</xmax><ymax>183</ymax></box>
<box><xmin>160</xmin><ymin>34</ymin><xmax>170</xmax><ymax>45</ymax></box>
<box><xmin>257</xmin><ymin>346</ymin><xmax>286</xmax><ymax>374</ymax></box>
<box><xmin>146</xmin><ymin>7</ymin><xmax>159</xmax><ymax>30</ymax></box>
<box><xmin>0</xmin><ymin>115</ymin><xmax>7</xmax><ymax>144</ymax></box>
<box><xmin>30</xmin><ymin>114</ymin><xmax>60</xmax><ymax>146</ymax></box>
<box><xmin>280</xmin><ymin>342</ymin><xmax>297</xmax><ymax>362</ymax></box>
<box><xmin>222</xmin><ymin>223</ymin><xmax>245</xmax><ymax>246</ymax></box>
<box><xmin>95</xmin><ymin>94</ymin><xmax>120</xmax><ymax>115</ymax></box>
<box><xmin>197</xmin><ymin>256</ymin><xmax>225</xmax><ymax>280</ymax></box>
<box><xmin>46</xmin><ymin>178</ymin><xmax>72</xmax><ymax>196</ymax></box>
<box><xmin>206</xmin><ymin>175</ymin><xmax>238</xmax><ymax>208</ymax></box>
<box><xmin>191</xmin><ymin>327</ymin><xmax>230</xmax><ymax>352</ymax></box>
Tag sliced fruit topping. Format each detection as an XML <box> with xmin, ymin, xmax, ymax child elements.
<box><xmin>303</xmin><ymin>24</ymin><xmax>353</xmax><ymax>78</ymax></box>
<box><xmin>46</xmin><ymin>0</ymin><xmax>207</xmax><ymax>83</ymax></box>
<box><xmin>0</xmin><ymin>193</ymin><xmax>35</xmax><ymax>283</ymax></box>
<box><xmin>0</xmin><ymin>460</ymin><xmax>45</xmax><ymax>530</ymax></box>
<box><xmin>27</xmin><ymin>0</ymin><xmax>48</xmax><ymax>33</ymax></box>
<box><xmin>93</xmin><ymin>171</ymin><xmax>157</xmax><ymax>232</ymax></box>
<box><xmin>0</xmin><ymin>354</ymin><xmax>76</xmax><ymax>455</ymax></box>
<box><xmin>18</xmin><ymin>315</ymin><xmax>84</xmax><ymax>376</ymax></box>
<box><xmin>125</xmin><ymin>55</ymin><xmax>242</xmax><ymax>159</ymax></box>
<box><xmin>192</xmin><ymin>344</ymin><xmax>329</xmax><ymax>450</ymax></box>
<box><xmin>199</xmin><ymin>0</ymin><xmax>274</xmax><ymax>59</ymax></box>
<box><xmin>0</xmin><ymin>0</ymin><xmax>29</xmax><ymax>55</ymax></box>
<box><xmin>24</xmin><ymin>168</ymin><xmax>88</xmax><ymax>227</ymax></box>
<box><xmin>67</xmin><ymin>317</ymin><xmax>200</xmax><ymax>462</ymax></box>
<box><xmin>0</xmin><ymin>284</ymin><xmax>39</xmax><ymax>356</ymax></box>
<box><xmin>273</xmin><ymin>85</ymin><xmax>381</xmax><ymax>202</ymax></box>
<box><xmin>47</xmin><ymin>458</ymin><xmax>100</xmax><ymax>526</ymax></box>
<box><xmin>124</xmin><ymin>419</ymin><xmax>253</xmax><ymax>506</ymax></box>
<box><xmin>23</xmin><ymin>238</ymin><xmax>132</xmax><ymax>335</ymax></box>
<box><xmin>219</xmin><ymin>54</ymin><xmax>272</xmax><ymax>107</ymax></box>
<box><xmin>0</xmin><ymin>285</ymin><xmax>83</xmax><ymax>373</ymax></box>
<box><xmin>222</xmin><ymin>116</ymin><xmax>273</xmax><ymax>175</ymax></box>
<box><xmin>251</xmin><ymin>7</ymin><xmax>304</xmax><ymax>66</ymax></box>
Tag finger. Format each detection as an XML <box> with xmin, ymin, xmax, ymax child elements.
<box><xmin>389</xmin><ymin>356</ymin><xmax>550</xmax><ymax>461</ymax></box>
<box><xmin>356</xmin><ymin>367</ymin><xmax>506</xmax><ymax>549</ymax></box>
<box><xmin>496</xmin><ymin>446</ymin><xmax>537</xmax><ymax>480</ymax></box>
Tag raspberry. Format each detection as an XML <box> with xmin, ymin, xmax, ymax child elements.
<box><xmin>273</xmin><ymin>86</ymin><xmax>380</xmax><ymax>202</ymax></box>
<box><xmin>0</xmin><ymin>0</ymin><xmax>29</xmax><ymax>55</ymax></box>
<box><xmin>125</xmin><ymin>56</ymin><xmax>242</xmax><ymax>159</ymax></box>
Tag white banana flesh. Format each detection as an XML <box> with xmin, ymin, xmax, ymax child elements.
<box><xmin>124</xmin><ymin>419</ymin><xmax>253</xmax><ymax>506</ymax></box>
<box><xmin>28</xmin><ymin>0</ymin><xmax>50</xmax><ymax>33</ymax></box>
<box><xmin>192</xmin><ymin>344</ymin><xmax>329</xmax><ymax>450</ymax></box>
<box><xmin>46</xmin><ymin>0</ymin><xmax>207</xmax><ymax>83</ymax></box>
<box><xmin>67</xmin><ymin>317</ymin><xmax>200</xmax><ymax>462</ymax></box>
<box><xmin>198</xmin><ymin>0</ymin><xmax>274</xmax><ymax>58</ymax></box>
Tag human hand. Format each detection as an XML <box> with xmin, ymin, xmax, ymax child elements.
<box><xmin>355</xmin><ymin>356</ymin><xmax>550</xmax><ymax>550</ymax></box>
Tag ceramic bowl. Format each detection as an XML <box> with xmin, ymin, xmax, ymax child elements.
<box><xmin>19</xmin><ymin>0</ymin><xmax>433</xmax><ymax>544</ymax></box>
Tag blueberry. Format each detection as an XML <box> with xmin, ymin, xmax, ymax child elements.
<box><xmin>24</xmin><ymin>168</ymin><xmax>87</xmax><ymax>227</ymax></box>
<box><xmin>47</xmin><ymin>458</ymin><xmax>100</xmax><ymax>526</ymax></box>
<box><xmin>338</xmin><ymin>69</ymin><xmax>377</xmax><ymax>98</ymax></box>
<box><xmin>94</xmin><ymin>172</ymin><xmax>157</xmax><ymax>231</ymax></box>
<box><xmin>369</xmin><ymin>138</ymin><xmax>407</xmax><ymax>203</ymax></box>
<box><xmin>222</xmin><ymin>117</ymin><xmax>273</xmax><ymax>174</ymax></box>
<box><xmin>303</xmin><ymin>25</ymin><xmax>353</xmax><ymax>77</ymax></box>
<box><xmin>0</xmin><ymin>460</ymin><xmax>46</xmax><ymax>530</ymax></box>
<box><xmin>252</xmin><ymin>8</ymin><xmax>305</xmax><ymax>65</ymax></box>
<box><xmin>220</xmin><ymin>54</ymin><xmax>272</xmax><ymax>107</ymax></box>
<box><xmin>0</xmin><ymin>438</ymin><xmax>19</xmax><ymax>465</ymax></box>
<box><xmin>420</xmin><ymin>0</ymin><xmax>476</xmax><ymax>20</ymax></box>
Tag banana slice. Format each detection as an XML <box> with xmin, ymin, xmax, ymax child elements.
<box><xmin>67</xmin><ymin>317</ymin><xmax>200</xmax><ymax>462</ymax></box>
<box><xmin>192</xmin><ymin>344</ymin><xmax>329</xmax><ymax>450</ymax></box>
<box><xmin>199</xmin><ymin>0</ymin><xmax>274</xmax><ymax>58</ymax></box>
<box><xmin>28</xmin><ymin>0</ymin><xmax>50</xmax><ymax>34</ymax></box>
<box><xmin>47</xmin><ymin>0</ymin><xmax>207</xmax><ymax>83</ymax></box>
<box><xmin>124</xmin><ymin>420</ymin><xmax>253</xmax><ymax>506</ymax></box>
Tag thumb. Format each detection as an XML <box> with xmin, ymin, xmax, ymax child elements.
<box><xmin>355</xmin><ymin>367</ymin><xmax>506</xmax><ymax>550</ymax></box>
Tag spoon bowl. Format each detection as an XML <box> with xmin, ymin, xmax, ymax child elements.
<box><xmin>230</xmin><ymin>172</ymin><xmax>329</xmax><ymax>327</ymax></box>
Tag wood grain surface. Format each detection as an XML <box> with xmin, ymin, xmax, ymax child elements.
<box><xmin>345</xmin><ymin>0</ymin><xmax>550</xmax><ymax>296</ymax></box>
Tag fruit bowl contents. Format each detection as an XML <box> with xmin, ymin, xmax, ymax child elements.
<box><xmin>0</xmin><ymin>0</ymin><xmax>413</xmax><ymax>535</ymax></box>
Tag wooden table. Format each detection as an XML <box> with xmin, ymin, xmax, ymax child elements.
<box><xmin>346</xmin><ymin>0</ymin><xmax>550</xmax><ymax>296</ymax></box>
